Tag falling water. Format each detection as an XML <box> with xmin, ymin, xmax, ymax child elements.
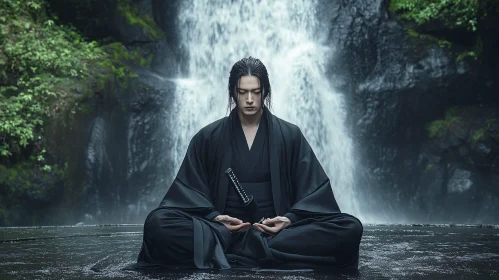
<box><xmin>165</xmin><ymin>0</ymin><xmax>361</xmax><ymax>218</ymax></box>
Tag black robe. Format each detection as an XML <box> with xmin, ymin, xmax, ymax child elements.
<box><xmin>160</xmin><ymin>106</ymin><xmax>341</xmax><ymax>221</ymax></box>
<box><xmin>133</xmin><ymin>106</ymin><xmax>362</xmax><ymax>270</ymax></box>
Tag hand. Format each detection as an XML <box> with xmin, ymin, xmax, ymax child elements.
<box><xmin>253</xmin><ymin>216</ymin><xmax>291</xmax><ymax>235</ymax></box>
<box><xmin>213</xmin><ymin>215</ymin><xmax>251</xmax><ymax>232</ymax></box>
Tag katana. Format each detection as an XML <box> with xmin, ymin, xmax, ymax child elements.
<box><xmin>225</xmin><ymin>168</ymin><xmax>266</xmax><ymax>224</ymax></box>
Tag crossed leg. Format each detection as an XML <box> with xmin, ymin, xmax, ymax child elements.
<box><xmin>266</xmin><ymin>213</ymin><xmax>363</xmax><ymax>267</ymax></box>
<box><xmin>137</xmin><ymin>208</ymin><xmax>362</xmax><ymax>269</ymax></box>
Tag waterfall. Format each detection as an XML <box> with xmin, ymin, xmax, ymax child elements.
<box><xmin>165</xmin><ymin>0</ymin><xmax>361</xmax><ymax>218</ymax></box>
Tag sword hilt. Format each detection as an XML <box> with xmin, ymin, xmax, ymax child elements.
<box><xmin>225</xmin><ymin>168</ymin><xmax>250</xmax><ymax>204</ymax></box>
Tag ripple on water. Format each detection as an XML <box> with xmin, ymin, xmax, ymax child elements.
<box><xmin>457</xmin><ymin>253</ymin><xmax>499</xmax><ymax>261</ymax></box>
<box><xmin>0</xmin><ymin>262</ymin><xmax>28</xmax><ymax>265</ymax></box>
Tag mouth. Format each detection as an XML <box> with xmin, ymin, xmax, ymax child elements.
<box><xmin>245</xmin><ymin>107</ymin><xmax>255</xmax><ymax>110</ymax></box>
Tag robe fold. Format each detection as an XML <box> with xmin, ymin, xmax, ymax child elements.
<box><xmin>133</xmin><ymin>106</ymin><xmax>362</xmax><ymax>270</ymax></box>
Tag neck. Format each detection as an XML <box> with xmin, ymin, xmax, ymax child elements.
<box><xmin>237</xmin><ymin>107</ymin><xmax>263</xmax><ymax>127</ymax></box>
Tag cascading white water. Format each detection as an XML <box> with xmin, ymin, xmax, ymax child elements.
<box><xmin>166</xmin><ymin>0</ymin><xmax>361</xmax><ymax>218</ymax></box>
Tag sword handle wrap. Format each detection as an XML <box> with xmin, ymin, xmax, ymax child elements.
<box><xmin>225</xmin><ymin>168</ymin><xmax>266</xmax><ymax>224</ymax></box>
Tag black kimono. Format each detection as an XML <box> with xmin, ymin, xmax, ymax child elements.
<box><xmin>134</xmin><ymin>106</ymin><xmax>363</xmax><ymax>270</ymax></box>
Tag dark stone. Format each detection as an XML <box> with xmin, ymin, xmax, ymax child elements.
<box><xmin>316</xmin><ymin>0</ymin><xmax>499</xmax><ymax>223</ymax></box>
<box><xmin>79</xmin><ymin>69</ymin><xmax>177</xmax><ymax>223</ymax></box>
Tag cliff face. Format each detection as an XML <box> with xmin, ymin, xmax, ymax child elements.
<box><xmin>21</xmin><ymin>0</ymin><xmax>497</xmax><ymax>225</ymax></box>
<box><xmin>317</xmin><ymin>0</ymin><xmax>499</xmax><ymax>223</ymax></box>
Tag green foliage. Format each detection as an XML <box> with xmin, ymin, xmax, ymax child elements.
<box><xmin>390</xmin><ymin>0</ymin><xmax>480</xmax><ymax>32</ymax></box>
<box><xmin>390</xmin><ymin>0</ymin><xmax>498</xmax><ymax>58</ymax></box>
<box><xmin>0</xmin><ymin>0</ymin><xmax>102</xmax><ymax>160</ymax></box>
<box><xmin>0</xmin><ymin>162</ymin><xmax>68</xmax><ymax>226</ymax></box>
<box><xmin>426</xmin><ymin>107</ymin><xmax>463</xmax><ymax>138</ymax></box>
<box><xmin>0</xmin><ymin>0</ymin><xmax>145</xmax><ymax>163</ymax></box>
<box><xmin>0</xmin><ymin>0</ymin><xmax>158</xmax><ymax>225</ymax></box>
<box><xmin>0</xmin><ymin>162</ymin><xmax>67</xmax><ymax>200</ymax></box>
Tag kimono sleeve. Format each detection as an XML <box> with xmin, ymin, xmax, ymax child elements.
<box><xmin>285</xmin><ymin>128</ymin><xmax>341</xmax><ymax>221</ymax></box>
<box><xmin>158</xmin><ymin>132</ymin><xmax>220</xmax><ymax>220</ymax></box>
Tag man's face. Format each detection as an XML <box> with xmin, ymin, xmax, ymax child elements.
<box><xmin>235</xmin><ymin>75</ymin><xmax>262</xmax><ymax>117</ymax></box>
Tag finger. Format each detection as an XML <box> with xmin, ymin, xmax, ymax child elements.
<box><xmin>226</xmin><ymin>216</ymin><xmax>243</xmax><ymax>225</ymax></box>
<box><xmin>216</xmin><ymin>215</ymin><xmax>229</xmax><ymax>222</ymax></box>
<box><xmin>234</xmin><ymin>222</ymin><xmax>250</xmax><ymax>229</ymax></box>
<box><xmin>226</xmin><ymin>225</ymin><xmax>238</xmax><ymax>231</ymax></box>
<box><xmin>262</xmin><ymin>217</ymin><xmax>279</xmax><ymax>225</ymax></box>
<box><xmin>252</xmin><ymin>224</ymin><xmax>267</xmax><ymax>233</ymax></box>
<box><xmin>258</xmin><ymin>223</ymin><xmax>279</xmax><ymax>234</ymax></box>
<box><xmin>218</xmin><ymin>215</ymin><xmax>239</xmax><ymax>224</ymax></box>
<box><xmin>256</xmin><ymin>224</ymin><xmax>276</xmax><ymax>235</ymax></box>
<box><xmin>253</xmin><ymin>223</ymin><xmax>273</xmax><ymax>234</ymax></box>
<box><xmin>235</xmin><ymin>223</ymin><xmax>251</xmax><ymax>232</ymax></box>
<box><xmin>229</xmin><ymin>222</ymin><xmax>250</xmax><ymax>231</ymax></box>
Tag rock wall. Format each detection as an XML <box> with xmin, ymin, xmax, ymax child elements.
<box><xmin>318</xmin><ymin>0</ymin><xmax>499</xmax><ymax>223</ymax></box>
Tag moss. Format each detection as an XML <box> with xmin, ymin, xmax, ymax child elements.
<box><xmin>457</xmin><ymin>36</ymin><xmax>483</xmax><ymax>62</ymax></box>
<box><xmin>91</xmin><ymin>42</ymin><xmax>150</xmax><ymax>89</ymax></box>
<box><xmin>457</xmin><ymin>51</ymin><xmax>476</xmax><ymax>62</ymax></box>
<box><xmin>472</xmin><ymin>128</ymin><xmax>486</xmax><ymax>143</ymax></box>
<box><xmin>426</xmin><ymin>107</ymin><xmax>463</xmax><ymax>138</ymax></box>
<box><xmin>407</xmin><ymin>28</ymin><xmax>420</xmax><ymax>38</ymax></box>
<box><xmin>424</xmin><ymin>163</ymin><xmax>434</xmax><ymax>174</ymax></box>
<box><xmin>438</xmin><ymin>40</ymin><xmax>452</xmax><ymax>48</ymax></box>
<box><xmin>116</xmin><ymin>0</ymin><xmax>163</xmax><ymax>40</ymax></box>
<box><xmin>427</xmin><ymin>106</ymin><xmax>499</xmax><ymax>143</ymax></box>
<box><xmin>406</xmin><ymin>28</ymin><xmax>452</xmax><ymax>48</ymax></box>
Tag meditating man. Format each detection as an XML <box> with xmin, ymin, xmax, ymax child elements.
<box><xmin>134</xmin><ymin>56</ymin><xmax>363</xmax><ymax>270</ymax></box>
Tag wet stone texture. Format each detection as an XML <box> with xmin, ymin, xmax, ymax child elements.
<box><xmin>1</xmin><ymin>225</ymin><xmax>498</xmax><ymax>279</ymax></box>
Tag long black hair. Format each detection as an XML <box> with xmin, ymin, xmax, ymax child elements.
<box><xmin>226</xmin><ymin>56</ymin><xmax>272</xmax><ymax>115</ymax></box>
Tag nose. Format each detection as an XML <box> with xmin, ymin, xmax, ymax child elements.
<box><xmin>247</xmin><ymin>93</ymin><xmax>253</xmax><ymax>103</ymax></box>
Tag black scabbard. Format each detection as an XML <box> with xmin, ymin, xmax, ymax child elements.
<box><xmin>225</xmin><ymin>168</ymin><xmax>266</xmax><ymax>224</ymax></box>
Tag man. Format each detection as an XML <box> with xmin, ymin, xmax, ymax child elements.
<box><xmin>134</xmin><ymin>56</ymin><xmax>363</xmax><ymax>270</ymax></box>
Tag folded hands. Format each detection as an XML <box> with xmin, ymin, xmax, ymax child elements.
<box><xmin>213</xmin><ymin>215</ymin><xmax>291</xmax><ymax>235</ymax></box>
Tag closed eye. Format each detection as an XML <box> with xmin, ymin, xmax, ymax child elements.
<box><xmin>238</xmin><ymin>91</ymin><xmax>261</xmax><ymax>94</ymax></box>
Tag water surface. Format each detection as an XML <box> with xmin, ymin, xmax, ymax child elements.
<box><xmin>1</xmin><ymin>225</ymin><xmax>498</xmax><ymax>279</ymax></box>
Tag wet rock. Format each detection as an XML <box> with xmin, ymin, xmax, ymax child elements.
<box><xmin>447</xmin><ymin>169</ymin><xmax>474</xmax><ymax>194</ymax></box>
<box><xmin>317</xmin><ymin>0</ymin><xmax>499</xmax><ymax>223</ymax></box>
